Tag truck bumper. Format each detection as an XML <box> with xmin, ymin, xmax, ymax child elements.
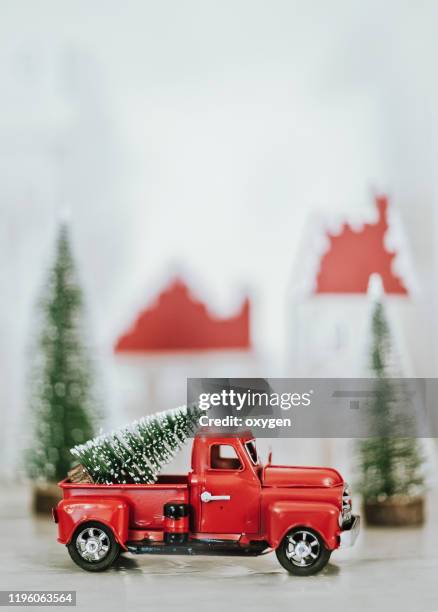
<box><xmin>340</xmin><ymin>515</ymin><xmax>360</xmax><ymax>548</ymax></box>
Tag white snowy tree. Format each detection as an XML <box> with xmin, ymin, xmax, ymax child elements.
<box><xmin>71</xmin><ymin>404</ymin><xmax>201</xmax><ymax>484</ymax></box>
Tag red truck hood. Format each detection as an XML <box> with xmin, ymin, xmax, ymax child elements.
<box><xmin>262</xmin><ymin>465</ymin><xmax>343</xmax><ymax>488</ymax></box>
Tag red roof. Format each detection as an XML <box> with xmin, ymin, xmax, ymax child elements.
<box><xmin>115</xmin><ymin>279</ymin><xmax>250</xmax><ymax>352</ymax></box>
<box><xmin>315</xmin><ymin>196</ymin><xmax>407</xmax><ymax>294</ymax></box>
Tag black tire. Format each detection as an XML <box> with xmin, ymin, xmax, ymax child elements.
<box><xmin>276</xmin><ymin>527</ymin><xmax>331</xmax><ymax>576</ymax></box>
<box><xmin>67</xmin><ymin>521</ymin><xmax>120</xmax><ymax>572</ymax></box>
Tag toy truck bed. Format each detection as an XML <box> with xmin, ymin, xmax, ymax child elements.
<box><xmin>57</xmin><ymin>475</ymin><xmax>189</xmax><ymax>534</ymax></box>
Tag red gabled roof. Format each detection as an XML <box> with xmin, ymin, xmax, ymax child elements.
<box><xmin>115</xmin><ymin>279</ymin><xmax>250</xmax><ymax>352</ymax></box>
<box><xmin>315</xmin><ymin>196</ymin><xmax>407</xmax><ymax>294</ymax></box>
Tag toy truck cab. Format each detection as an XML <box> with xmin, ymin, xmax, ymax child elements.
<box><xmin>55</xmin><ymin>430</ymin><xmax>360</xmax><ymax>575</ymax></box>
<box><xmin>189</xmin><ymin>432</ymin><xmax>262</xmax><ymax>535</ymax></box>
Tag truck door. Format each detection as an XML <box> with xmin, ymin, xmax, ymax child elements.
<box><xmin>199</xmin><ymin>442</ymin><xmax>260</xmax><ymax>534</ymax></box>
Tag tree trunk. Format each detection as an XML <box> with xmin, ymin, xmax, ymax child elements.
<box><xmin>67</xmin><ymin>464</ymin><xmax>94</xmax><ymax>484</ymax></box>
<box><xmin>32</xmin><ymin>484</ymin><xmax>62</xmax><ymax>514</ymax></box>
<box><xmin>364</xmin><ymin>496</ymin><xmax>425</xmax><ymax>526</ymax></box>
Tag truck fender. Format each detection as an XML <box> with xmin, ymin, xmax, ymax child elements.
<box><xmin>265</xmin><ymin>500</ymin><xmax>340</xmax><ymax>550</ymax></box>
<box><xmin>56</xmin><ymin>497</ymin><xmax>129</xmax><ymax>550</ymax></box>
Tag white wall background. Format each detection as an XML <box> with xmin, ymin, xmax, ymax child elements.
<box><xmin>1</xmin><ymin>0</ymin><xmax>438</xmax><ymax>475</ymax></box>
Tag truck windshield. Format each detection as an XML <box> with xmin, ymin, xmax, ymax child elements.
<box><xmin>245</xmin><ymin>440</ymin><xmax>259</xmax><ymax>465</ymax></box>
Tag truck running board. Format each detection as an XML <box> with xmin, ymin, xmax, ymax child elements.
<box><xmin>126</xmin><ymin>538</ymin><xmax>270</xmax><ymax>557</ymax></box>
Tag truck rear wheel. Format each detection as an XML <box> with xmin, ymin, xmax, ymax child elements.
<box><xmin>276</xmin><ymin>527</ymin><xmax>331</xmax><ymax>576</ymax></box>
<box><xmin>67</xmin><ymin>521</ymin><xmax>120</xmax><ymax>572</ymax></box>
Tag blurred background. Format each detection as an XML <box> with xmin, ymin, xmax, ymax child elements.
<box><xmin>3</xmin><ymin>0</ymin><xmax>438</xmax><ymax>479</ymax></box>
<box><xmin>2</xmin><ymin>1</ymin><xmax>438</xmax><ymax>607</ymax></box>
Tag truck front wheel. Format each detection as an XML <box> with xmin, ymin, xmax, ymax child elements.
<box><xmin>276</xmin><ymin>527</ymin><xmax>331</xmax><ymax>576</ymax></box>
<box><xmin>67</xmin><ymin>521</ymin><xmax>120</xmax><ymax>572</ymax></box>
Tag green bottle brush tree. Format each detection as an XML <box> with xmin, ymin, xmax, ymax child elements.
<box><xmin>70</xmin><ymin>404</ymin><xmax>201</xmax><ymax>484</ymax></box>
<box><xmin>357</xmin><ymin>299</ymin><xmax>425</xmax><ymax>526</ymax></box>
<box><xmin>25</xmin><ymin>225</ymin><xmax>100</xmax><ymax>511</ymax></box>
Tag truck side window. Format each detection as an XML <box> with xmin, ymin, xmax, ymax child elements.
<box><xmin>210</xmin><ymin>444</ymin><xmax>242</xmax><ymax>470</ymax></box>
<box><xmin>245</xmin><ymin>440</ymin><xmax>259</xmax><ymax>465</ymax></box>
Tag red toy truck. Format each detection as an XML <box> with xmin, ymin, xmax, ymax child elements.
<box><xmin>53</xmin><ymin>431</ymin><xmax>359</xmax><ymax>575</ymax></box>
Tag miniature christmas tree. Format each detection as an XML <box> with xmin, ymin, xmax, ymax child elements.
<box><xmin>25</xmin><ymin>225</ymin><xmax>100</xmax><ymax>484</ymax></box>
<box><xmin>70</xmin><ymin>404</ymin><xmax>201</xmax><ymax>484</ymax></box>
<box><xmin>358</xmin><ymin>299</ymin><xmax>424</xmax><ymax>503</ymax></box>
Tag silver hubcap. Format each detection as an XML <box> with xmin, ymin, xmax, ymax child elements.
<box><xmin>285</xmin><ymin>531</ymin><xmax>320</xmax><ymax>567</ymax></box>
<box><xmin>76</xmin><ymin>527</ymin><xmax>110</xmax><ymax>562</ymax></box>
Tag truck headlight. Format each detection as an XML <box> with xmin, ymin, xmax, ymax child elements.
<box><xmin>341</xmin><ymin>482</ymin><xmax>352</xmax><ymax>525</ymax></box>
